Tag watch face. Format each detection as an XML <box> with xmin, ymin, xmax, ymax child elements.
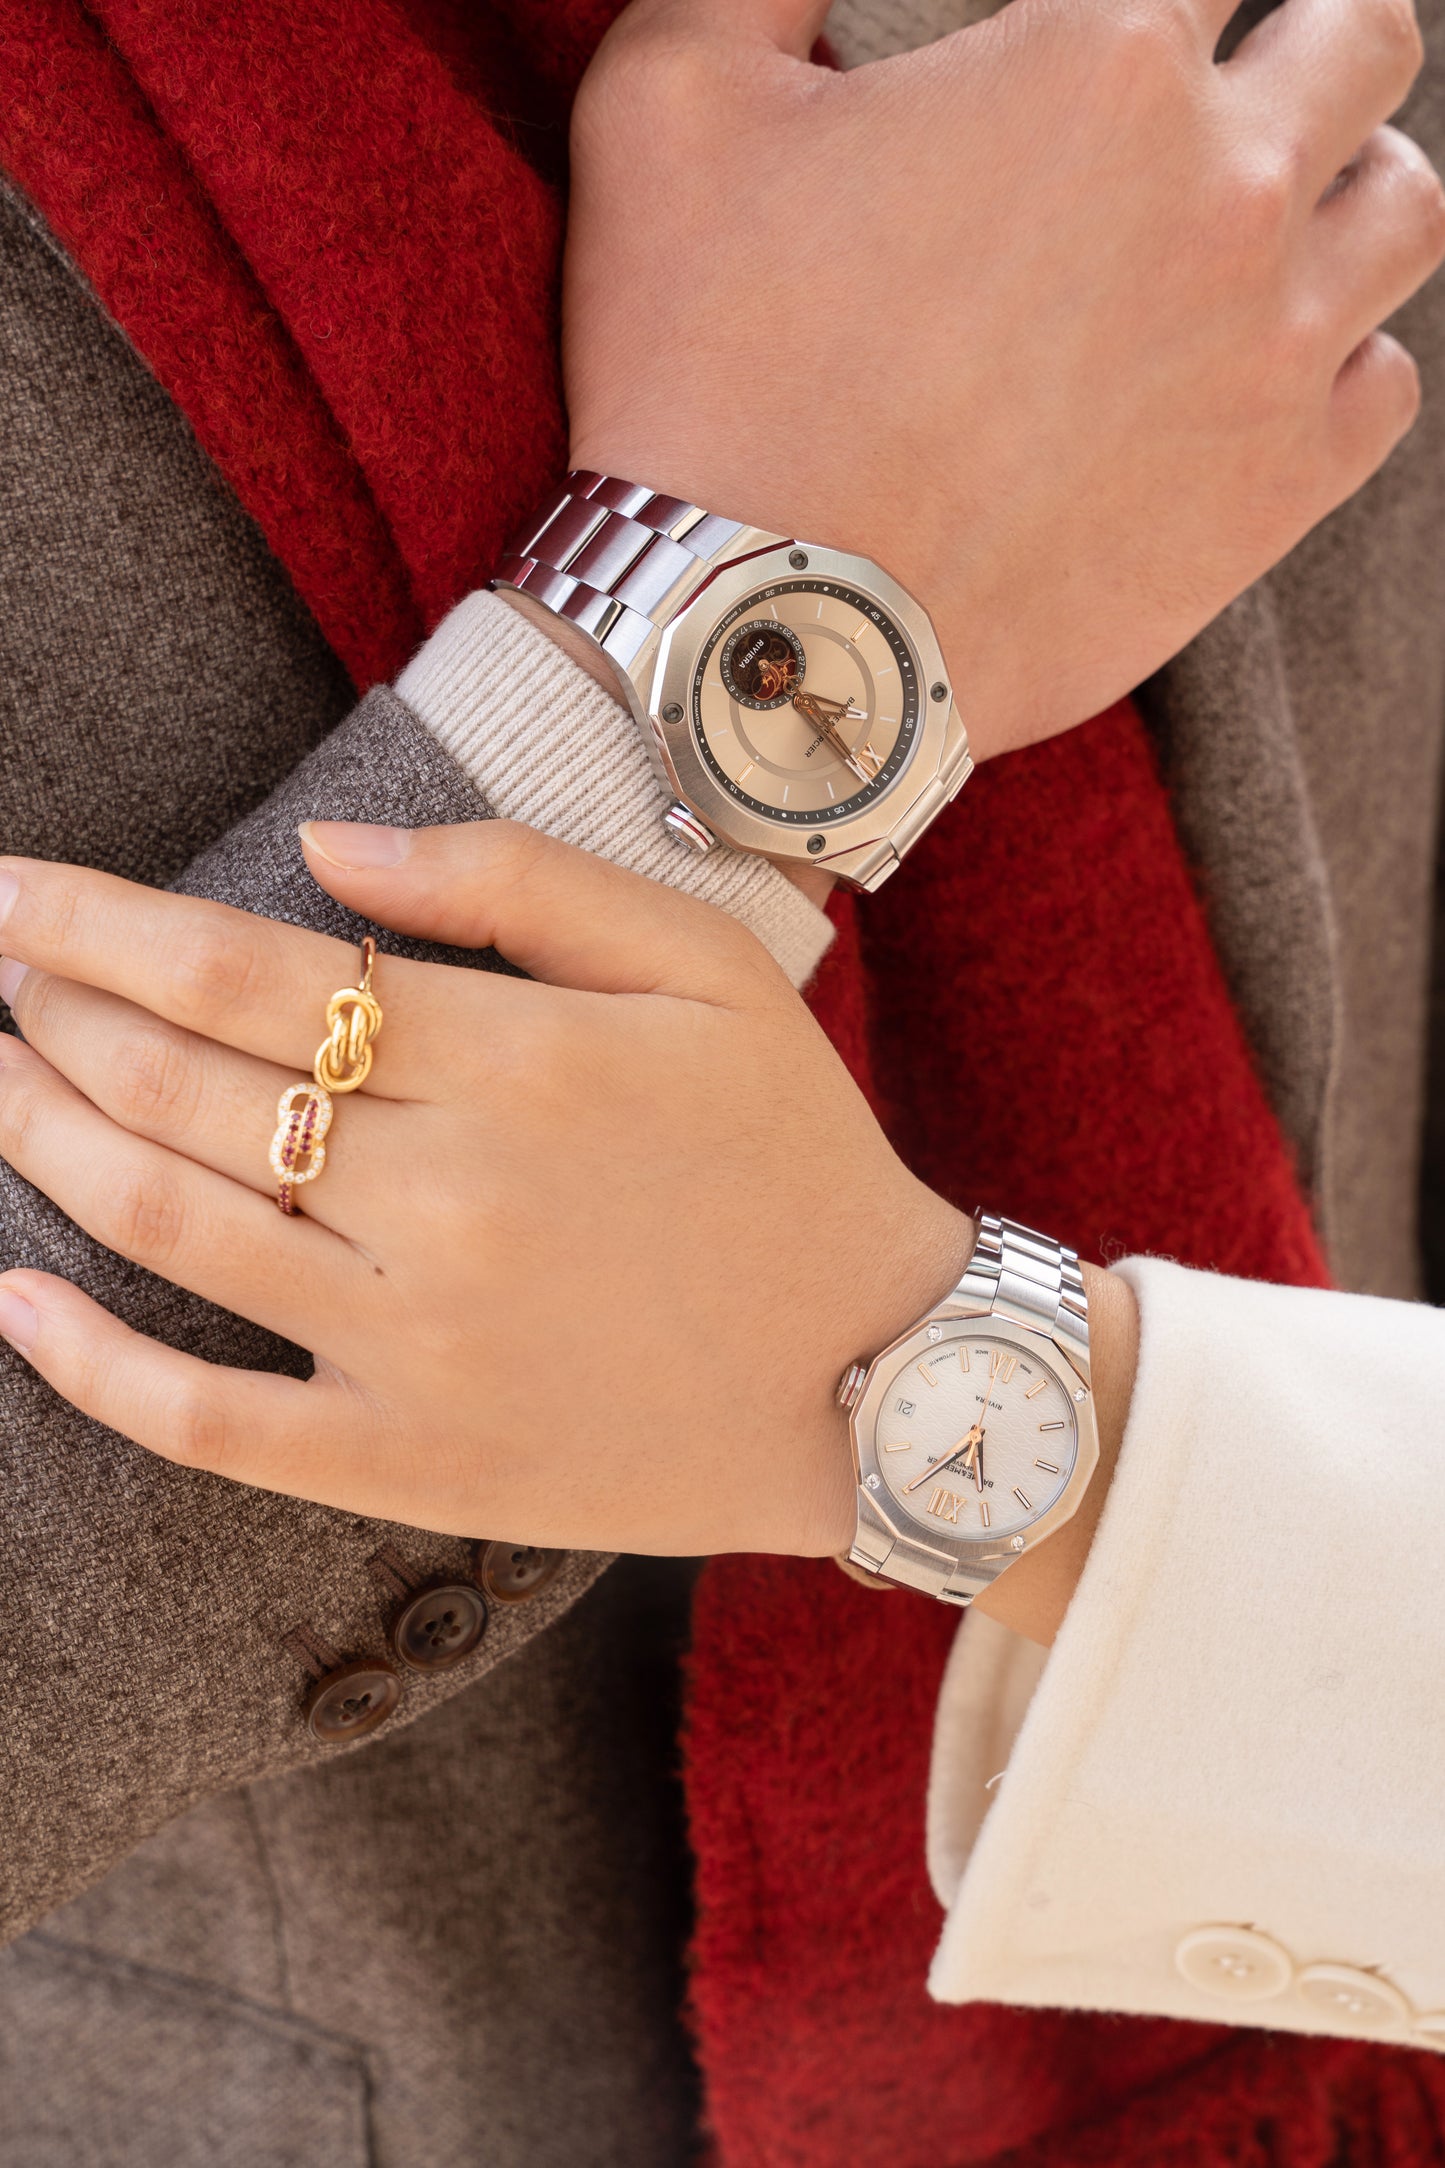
<box><xmin>690</xmin><ymin>579</ymin><xmax>923</xmax><ymax>826</ymax></box>
<box><xmin>870</xmin><ymin>1332</ymin><xmax>1081</xmax><ymax>1542</ymax></box>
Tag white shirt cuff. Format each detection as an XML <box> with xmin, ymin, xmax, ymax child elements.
<box><xmin>926</xmin><ymin>1255</ymin><xmax>1445</xmax><ymax>2055</ymax></box>
<box><xmin>396</xmin><ymin>589</ymin><xmax>836</xmax><ymax>990</ymax></box>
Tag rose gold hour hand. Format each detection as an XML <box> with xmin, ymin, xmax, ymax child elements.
<box><xmin>792</xmin><ymin>691</ymin><xmax>873</xmax><ymax>784</ymax></box>
<box><xmin>904</xmin><ymin>1421</ymin><xmax>984</xmax><ymax>1494</ymax></box>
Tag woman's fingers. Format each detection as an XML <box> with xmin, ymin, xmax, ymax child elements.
<box><xmin>2</xmin><ymin>966</ymin><xmax>409</xmax><ymax>1227</ymax></box>
<box><xmin>1313</xmin><ymin>127</ymin><xmax>1445</xmax><ymax>352</ymax></box>
<box><xmin>0</xmin><ymin>1268</ymin><xmax>359</xmax><ymax>1507</ymax></box>
<box><xmin>0</xmin><ymin>858</ymin><xmax>445</xmax><ymax>1097</ymax></box>
<box><xmin>1229</xmin><ymin>0</ymin><xmax>1424</xmax><ymax>200</ymax></box>
<box><xmin>299</xmin><ymin>818</ymin><xmax>782</xmax><ymax>1005</ymax></box>
<box><xmin>0</xmin><ymin>1034</ymin><xmax>376</xmax><ymax>1359</ymax></box>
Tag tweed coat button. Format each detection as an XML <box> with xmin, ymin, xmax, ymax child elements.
<box><xmin>477</xmin><ymin>1542</ymin><xmax>566</xmax><ymax>1604</ymax></box>
<box><xmin>389</xmin><ymin>1581</ymin><xmax>488</xmax><ymax>1671</ymax></box>
<box><xmin>1175</xmin><ymin>1926</ymin><xmax>1292</xmax><ymax>2002</ymax></box>
<box><xmin>304</xmin><ymin>1658</ymin><xmax>402</xmax><ymax>1743</ymax></box>
<box><xmin>1295</xmin><ymin>1963</ymin><xmax>1410</xmax><ymax>2028</ymax></box>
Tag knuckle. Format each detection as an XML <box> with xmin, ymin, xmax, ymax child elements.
<box><xmin>1091</xmin><ymin>2</ymin><xmax>1192</xmax><ymax>90</ymax></box>
<box><xmin>111</xmin><ymin>1021</ymin><xmax>198</xmax><ymax>1133</ymax></box>
<box><xmin>161</xmin><ymin>1380</ymin><xmax>233</xmax><ymax>1473</ymax></box>
<box><xmin>1394</xmin><ymin>139</ymin><xmax>1445</xmax><ymax>255</ymax></box>
<box><xmin>482</xmin><ymin>817</ymin><xmax>549</xmax><ymax>883</ymax></box>
<box><xmin>1225</xmin><ymin>149</ymin><xmax>1298</xmax><ymax>251</ymax></box>
<box><xmin>0</xmin><ymin>1063</ymin><xmax>43</xmax><ymax>1161</ymax></box>
<box><xmin>169</xmin><ymin>913</ymin><xmax>267</xmax><ymax>1028</ymax></box>
<box><xmin>105</xmin><ymin>1159</ymin><xmax>186</xmax><ymax>1270</ymax></box>
<box><xmin>1254</xmin><ymin>293</ymin><xmax>1332</xmax><ymax>393</ymax></box>
<box><xmin>1381</xmin><ymin>340</ymin><xmax>1424</xmax><ymax>426</ymax></box>
<box><xmin>574</xmin><ymin>21</ymin><xmax>714</xmax><ymax>150</ymax></box>
<box><xmin>1363</xmin><ymin>0</ymin><xmax>1424</xmax><ymax>77</ymax></box>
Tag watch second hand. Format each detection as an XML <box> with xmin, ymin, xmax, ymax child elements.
<box><xmin>904</xmin><ymin>1420</ymin><xmax>984</xmax><ymax>1495</ymax></box>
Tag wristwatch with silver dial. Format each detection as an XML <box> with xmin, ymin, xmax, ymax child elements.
<box><xmin>837</xmin><ymin>1214</ymin><xmax>1098</xmax><ymax>1603</ymax></box>
<box><xmin>495</xmin><ymin>470</ymin><xmax>972</xmax><ymax>890</ymax></box>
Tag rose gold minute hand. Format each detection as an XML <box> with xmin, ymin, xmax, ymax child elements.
<box><xmin>792</xmin><ymin>690</ymin><xmax>875</xmax><ymax>784</ymax></box>
<box><xmin>904</xmin><ymin>1419</ymin><xmax>984</xmax><ymax>1495</ymax></box>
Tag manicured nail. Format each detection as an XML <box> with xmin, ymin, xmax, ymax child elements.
<box><xmin>0</xmin><ymin>1288</ymin><xmax>38</xmax><ymax>1353</ymax></box>
<box><xmin>300</xmin><ymin>821</ymin><xmax>409</xmax><ymax>870</ymax></box>
<box><xmin>0</xmin><ymin>871</ymin><xmax>18</xmax><ymax>929</ymax></box>
<box><xmin>0</xmin><ymin>958</ymin><xmax>29</xmax><ymax>1008</ymax></box>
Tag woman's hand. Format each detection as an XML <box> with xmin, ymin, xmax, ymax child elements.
<box><xmin>566</xmin><ymin>0</ymin><xmax>1445</xmax><ymax>759</ymax></box>
<box><xmin>0</xmin><ymin>826</ymin><xmax>969</xmax><ymax>1558</ymax></box>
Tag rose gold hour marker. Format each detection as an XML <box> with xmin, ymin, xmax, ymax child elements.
<box><xmin>917</xmin><ymin>1360</ymin><xmax>940</xmax><ymax>1388</ymax></box>
<box><xmin>926</xmin><ymin>1487</ymin><xmax>963</xmax><ymax>1525</ymax></box>
<box><xmin>1039</xmin><ymin>1421</ymin><xmax>1065</xmax><ymax>1432</ymax></box>
<box><xmin>1013</xmin><ymin>1486</ymin><xmax>1033</xmax><ymax>1511</ymax></box>
<box><xmin>990</xmin><ymin>1350</ymin><xmax>1018</xmax><ymax>1385</ymax></box>
<box><xmin>957</xmin><ymin>1346</ymin><xmax>970</xmax><ymax>1373</ymax></box>
<box><xmin>1025</xmin><ymin>1380</ymin><xmax>1047</xmax><ymax>1400</ymax></box>
<box><xmin>1035</xmin><ymin>1459</ymin><xmax>1060</xmax><ymax>1475</ymax></box>
<box><xmin>884</xmin><ymin>1441</ymin><xmax>910</xmax><ymax>1453</ymax></box>
<box><xmin>980</xmin><ymin>1501</ymin><xmax>990</xmax><ymax>1528</ymax></box>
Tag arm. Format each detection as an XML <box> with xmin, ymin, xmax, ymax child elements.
<box><xmin>6</xmin><ymin>830</ymin><xmax>1444</xmax><ymax>2058</ymax></box>
<box><xmin>929</xmin><ymin>1259</ymin><xmax>1445</xmax><ymax>2053</ymax></box>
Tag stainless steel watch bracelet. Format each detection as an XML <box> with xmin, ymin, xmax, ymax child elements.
<box><xmin>845</xmin><ymin>1214</ymin><xmax>1090</xmax><ymax>1605</ymax></box>
<box><xmin>496</xmin><ymin>469</ymin><xmax>754</xmax><ymax>677</ymax></box>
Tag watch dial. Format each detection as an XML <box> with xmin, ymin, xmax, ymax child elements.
<box><xmin>871</xmin><ymin>1333</ymin><xmax>1080</xmax><ymax>1541</ymax></box>
<box><xmin>690</xmin><ymin>579</ymin><xmax>922</xmax><ymax>825</ymax></box>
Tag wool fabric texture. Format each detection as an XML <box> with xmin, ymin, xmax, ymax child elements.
<box><xmin>5</xmin><ymin>5</ymin><xmax>1436</xmax><ymax>2165</ymax></box>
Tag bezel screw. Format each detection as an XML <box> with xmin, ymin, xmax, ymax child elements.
<box><xmin>807</xmin><ymin>835</ymin><xmax>826</xmax><ymax>854</ymax></box>
<box><xmin>788</xmin><ymin>549</ymin><xmax>809</xmax><ymax>570</ymax></box>
<box><xmin>927</xmin><ymin>1324</ymin><xmax>943</xmax><ymax>1342</ymax></box>
<box><xmin>930</xmin><ymin>682</ymin><xmax>949</xmax><ymax>703</ymax></box>
<box><xmin>661</xmin><ymin>702</ymin><xmax>684</xmax><ymax>724</ymax></box>
<box><xmin>1010</xmin><ymin>1536</ymin><xmax>1026</xmax><ymax>1552</ymax></box>
<box><xmin>865</xmin><ymin>1473</ymin><xmax>880</xmax><ymax>1491</ymax></box>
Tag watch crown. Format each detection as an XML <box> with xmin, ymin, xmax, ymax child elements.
<box><xmin>663</xmin><ymin>803</ymin><xmax>717</xmax><ymax>857</ymax></box>
<box><xmin>836</xmin><ymin>1360</ymin><xmax>868</xmax><ymax>1411</ymax></box>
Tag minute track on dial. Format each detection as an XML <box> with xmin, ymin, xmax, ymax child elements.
<box><xmin>689</xmin><ymin>576</ymin><xmax>923</xmax><ymax>826</ymax></box>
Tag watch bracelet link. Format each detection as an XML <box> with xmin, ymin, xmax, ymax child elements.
<box><xmin>847</xmin><ymin>1214</ymin><xmax>1089</xmax><ymax>1605</ymax></box>
<box><xmin>495</xmin><ymin>469</ymin><xmax>758</xmax><ymax>677</ymax></box>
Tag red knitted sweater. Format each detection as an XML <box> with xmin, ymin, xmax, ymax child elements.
<box><xmin>4</xmin><ymin>3</ymin><xmax>1438</xmax><ymax>2161</ymax></box>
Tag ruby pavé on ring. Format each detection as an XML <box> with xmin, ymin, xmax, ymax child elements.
<box><xmin>271</xmin><ymin>936</ymin><xmax>383</xmax><ymax>1215</ymax></box>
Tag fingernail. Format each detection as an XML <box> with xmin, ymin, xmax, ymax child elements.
<box><xmin>300</xmin><ymin>821</ymin><xmax>409</xmax><ymax>870</ymax></box>
<box><xmin>0</xmin><ymin>1288</ymin><xmax>37</xmax><ymax>1353</ymax></box>
<box><xmin>0</xmin><ymin>871</ymin><xmax>18</xmax><ymax>929</ymax></box>
<box><xmin>0</xmin><ymin>958</ymin><xmax>29</xmax><ymax>1008</ymax></box>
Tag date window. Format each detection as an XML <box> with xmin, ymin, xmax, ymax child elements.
<box><xmin>894</xmin><ymin>1397</ymin><xmax>916</xmax><ymax>1417</ymax></box>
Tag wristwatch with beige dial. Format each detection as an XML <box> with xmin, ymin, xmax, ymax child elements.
<box><xmin>495</xmin><ymin>470</ymin><xmax>972</xmax><ymax>890</ymax></box>
<box><xmin>837</xmin><ymin>1215</ymin><xmax>1099</xmax><ymax>1603</ymax></box>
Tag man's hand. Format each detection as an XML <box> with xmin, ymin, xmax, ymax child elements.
<box><xmin>564</xmin><ymin>0</ymin><xmax>1445</xmax><ymax>761</ymax></box>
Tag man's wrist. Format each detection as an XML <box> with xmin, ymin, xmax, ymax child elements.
<box><xmin>494</xmin><ymin>587</ymin><xmax>837</xmax><ymax>907</ymax></box>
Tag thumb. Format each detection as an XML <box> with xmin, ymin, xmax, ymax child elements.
<box><xmin>299</xmin><ymin>818</ymin><xmax>782</xmax><ymax>1003</ymax></box>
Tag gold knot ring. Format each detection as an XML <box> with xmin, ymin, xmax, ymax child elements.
<box><xmin>271</xmin><ymin>936</ymin><xmax>383</xmax><ymax>1216</ymax></box>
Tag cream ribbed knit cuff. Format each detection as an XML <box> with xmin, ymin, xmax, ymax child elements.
<box><xmin>395</xmin><ymin>590</ymin><xmax>835</xmax><ymax>991</ymax></box>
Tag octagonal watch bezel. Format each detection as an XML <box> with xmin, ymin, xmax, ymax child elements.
<box><xmin>634</xmin><ymin>538</ymin><xmax>968</xmax><ymax>883</ymax></box>
<box><xmin>848</xmin><ymin>1307</ymin><xmax>1099</xmax><ymax>1580</ymax></box>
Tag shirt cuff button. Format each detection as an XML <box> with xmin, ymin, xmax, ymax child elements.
<box><xmin>1175</xmin><ymin>1926</ymin><xmax>1293</xmax><ymax>2002</ymax></box>
<box><xmin>1296</xmin><ymin>1964</ymin><xmax>1410</xmax><ymax>2028</ymax></box>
